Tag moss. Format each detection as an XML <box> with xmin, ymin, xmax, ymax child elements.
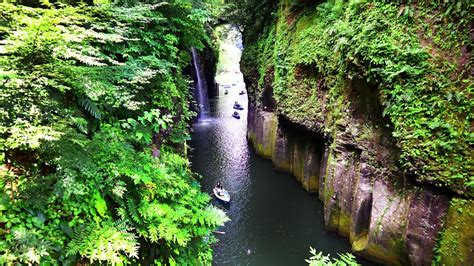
<box><xmin>323</xmin><ymin>151</ymin><xmax>336</xmax><ymax>206</ymax></box>
<box><xmin>362</xmin><ymin>243</ymin><xmax>405</xmax><ymax>266</ymax></box>
<box><xmin>242</xmin><ymin>0</ymin><xmax>473</xmax><ymax>197</ymax></box>
<box><xmin>436</xmin><ymin>198</ymin><xmax>474</xmax><ymax>265</ymax></box>
<box><xmin>306</xmin><ymin>173</ymin><xmax>319</xmax><ymax>193</ymax></box>
<box><xmin>325</xmin><ymin>205</ymin><xmax>341</xmax><ymax>232</ymax></box>
<box><xmin>360</xmin><ymin>236</ymin><xmax>409</xmax><ymax>266</ymax></box>
<box><xmin>338</xmin><ymin>211</ymin><xmax>351</xmax><ymax>238</ymax></box>
<box><xmin>352</xmin><ymin>233</ymin><xmax>369</xmax><ymax>252</ymax></box>
<box><xmin>260</xmin><ymin>112</ymin><xmax>278</xmax><ymax>158</ymax></box>
<box><xmin>241</xmin><ymin>1</ymin><xmax>472</xmax><ymax>264</ymax></box>
<box><xmin>247</xmin><ymin>110</ymin><xmax>278</xmax><ymax>159</ymax></box>
<box><xmin>268</xmin><ymin>113</ymin><xmax>278</xmax><ymax>157</ymax></box>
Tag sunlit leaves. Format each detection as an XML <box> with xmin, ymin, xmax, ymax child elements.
<box><xmin>3</xmin><ymin>120</ymin><xmax>63</xmax><ymax>150</ymax></box>
<box><xmin>66</xmin><ymin>221</ymin><xmax>139</xmax><ymax>265</ymax></box>
<box><xmin>0</xmin><ymin>1</ymin><xmax>225</xmax><ymax>265</ymax></box>
<box><xmin>306</xmin><ymin>247</ymin><xmax>359</xmax><ymax>266</ymax></box>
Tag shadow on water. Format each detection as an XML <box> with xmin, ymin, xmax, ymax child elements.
<box><xmin>189</xmin><ymin>24</ymin><xmax>376</xmax><ymax>265</ymax></box>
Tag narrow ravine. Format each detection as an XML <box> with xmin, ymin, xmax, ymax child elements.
<box><xmin>2</xmin><ymin>2</ymin><xmax>470</xmax><ymax>265</ymax></box>
<box><xmin>189</xmin><ymin>25</ymin><xmax>371</xmax><ymax>265</ymax></box>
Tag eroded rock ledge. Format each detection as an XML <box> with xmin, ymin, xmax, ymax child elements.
<box><xmin>247</xmin><ymin>105</ymin><xmax>472</xmax><ymax>265</ymax></box>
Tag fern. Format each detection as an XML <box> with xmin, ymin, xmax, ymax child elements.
<box><xmin>66</xmin><ymin>222</ymin><xmax>139</xmax><ymax>265</ymax></box>
<box><xmin>79</xmin><ymin>98</ymin><xmax>102</xmax><ymax>120</ymax></box>
<box><xmin>0</xmin><ymin>228</ymin><xmax>52</xmax><ymax>265</ymax></box>
<box><xmin>71</xmin><ymin>117</ymin><xmax>89</xmax><ymax>135</ymax></box>
<box><xmin>1</xmin><ymin>2</ymin><xmax>226</xmax><ymax>264</ymax></box>
<box><xmin>306</xmin><ymin>247</ymin><xmax>359</xmax><ymax>266</ymax></box>
<box><xmin>126</xmin><ymin>198</ymin><xmax>143</xmax><ymax>225</ymax></box>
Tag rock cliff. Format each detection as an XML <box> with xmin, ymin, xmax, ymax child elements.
<box><xmin>247</xmin><ymin>106</ymin><xmax>460</xmax><ymax>265</ymax></box>
<box><xmin>241</xmin><ymin>0</ymin><xmax>473</xmax><ymax>264</ymax></box>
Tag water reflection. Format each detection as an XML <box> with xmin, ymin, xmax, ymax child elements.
<box><xmin>189</xmin><ymin>25</ymin><xmax>370</xmax><ymax>265</ymax></box>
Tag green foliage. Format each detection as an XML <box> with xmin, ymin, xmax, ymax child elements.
<box><xmin>224</xmin><ymin>0</ymin><xmax>277</xmax><ymax>42</ymax></box>
<box><xmin>66</xmin><ymin>221</ymin><xmax>139</xmax><ymax>265</ymax></box>
<box><xmin>241</xmin><ymin>0</ymin><xmax>473</xmax><ymax>197</ymax></box>
<box><xmin>433</xmin><ymin>198</ymin><xmax>474</xmax><ymax>265</ymax></box>
<box><xmin>1</xmin><ymin>228</ymin><xmax>52</xmax><ymax>265</ymax></box>
<box><xmin>305</xmin><ymin>247</ymin><xmax>359</xmax><ymax>266</ymax></box>
<box><xmin>0</xmin><ymin>1</ymin><xmax>228</xmax><ymax>264</ymax></box>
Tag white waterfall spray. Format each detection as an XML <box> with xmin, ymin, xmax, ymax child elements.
<box><xmin>191</xmin><ymin>47</ymin><xmax>211</xmax><ymax>121</ymax></box>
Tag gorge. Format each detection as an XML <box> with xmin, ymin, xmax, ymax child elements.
<box><xmin>237</xmin><ymin>0</ymin><xmax>473</xmax><ymax>265</ymax></box>
<box><xmin>0</xmin><ymin>0</ymin><xmax>471</xmax><ymax>265</ymax></box>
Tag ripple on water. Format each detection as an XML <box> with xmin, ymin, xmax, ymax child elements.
<box><xmin>189</xmin><ymin>24</ymin><xmax>375</xmax><ymax>266</ymax></box>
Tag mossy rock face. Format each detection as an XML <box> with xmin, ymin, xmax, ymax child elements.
<box><xmin>248</xmin><ymin>105</ymin><xmax>323</xmax><ymax>193</ymax></box>
<box><xmin>271</xmin><ymin>126</ymin><xmax>292</xmax><ymax>171</ymax></box>
<box><xmin>350</xmin><ymin>162</ymin><xmax>374</xmax><ymax>244</ymax></box>
<box><xmin>365</xmin><ymin>179</ymin><xmax>412</xmax><ymax>265</ymax></box>
<box><xmin>437</xmin><ymin>198</ymin><xmax>474</xmax><ymax>265</ymax></box>
<box><xmin>363</xmin><ymin>241</ymin><xmax>407</xmax><ymax>266</ymax></box>
<box><xmin>242</xmin><ymin>1</ymin><xmax>472</xmax><ymax>263</ymax></box>
<box><xmin>247</xmin><ymin>106</ymin><xmax>278</xmax><ymax>158</ymax></box>
<box><xmin>337</xmin><ymin>211</ymin><xmax>351</xmax><ymax>238</ymax></box>
<box><xmin>242</xmin><ymin>0</ymin><xmax>474</xmax><ymax>197</ymax></box>
<box><xmin>404</xmin><ymin>189</ymin><xmax>449</xmax><ymax>265</ymax></box>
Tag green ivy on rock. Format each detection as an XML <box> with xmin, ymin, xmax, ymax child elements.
<box><xmin>241</xmin><ymin>0</ymin><xmax>473</xmax><ymax>197</ymax></box>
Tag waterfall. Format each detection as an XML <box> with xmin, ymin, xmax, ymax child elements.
<box><xmin>191</xmin><ymin>47</ymin><xmax>210</xmax><ymax>121</ymax></box>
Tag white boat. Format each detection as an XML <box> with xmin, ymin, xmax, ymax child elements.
<box><xmin>232</xmin><ymin>112</ymin><xmax>240</xmax><ymax>119</ymax></box>
<box><xmin>213</xmin><ymin>187</ymin><xmax>230</xmax><ymax>203</ymax></box>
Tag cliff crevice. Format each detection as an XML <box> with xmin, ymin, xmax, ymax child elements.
<box><xmin>241</xmin><ymin>1</ymin><xmax>473</xmax><ymax>264</ymax></box>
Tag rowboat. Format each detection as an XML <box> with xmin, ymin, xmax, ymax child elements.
<box><xmin>213</xmin><ymin>187</ymin><xmax>230</xmax><ymax>203</ymax></box>
<box><xmin>233</xmin><ymin>103</ymin><xmax>244</xmax><ymax>110</ymax></box>
<box><xmin>232</xmin><ymin>112</ymin><xmax>240</xmax><ymax>119</ymax></box>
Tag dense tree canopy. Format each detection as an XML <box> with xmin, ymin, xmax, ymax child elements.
<box><xmin>0</xmin><ymin>0</ymin><xmax>228</xmax><ymax>264</ymax></box>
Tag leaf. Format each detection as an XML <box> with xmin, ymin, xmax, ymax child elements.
<box><xmin>93</xmin><ymin>192</ymin><xmax>107</xmax><ymax>217</ymax></box>
<box><xmin>136</xmin><ymin>132</ymin><xmax>143</xmax><ymax>140</ymax></box>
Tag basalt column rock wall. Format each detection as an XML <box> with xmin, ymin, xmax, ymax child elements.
<box><xmin>247</xmin><ymin>108</ymin><xmax>323</xmax><ymax>192</ymax></box>
<box><xmin>242</xmin><ymin>0</ymin><xmax>473</xmax><ymax>263</ymax></box>
<box><xmin>247</xmin><ymin>105</ymin><xmax>453</xmax><ymax>265</ymax></box>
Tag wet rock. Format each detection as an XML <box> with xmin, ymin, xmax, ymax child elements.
<box><xmin>350</xmin><ymin>162</ymin><xmax>373</xmax><ymax>247</ymax></box>
<box><xmin>246</xmin><ymin>105</ymin><xmax>453</xmax><ymax>265</ymax></box>
<box><xmin>272</xmin><ymin>125</ymin><xmax>292</xmax><ymax>171</ymax></box>
<box><xmin>247</xmin><ymin>106</ymin><xmax>277</xmax><ymax>158</ymax></box>
<box><xmin>322</xmin><ymin>135</ymin><xmax>360</xmax><ymax>237</ymax></box>
<box><xmin>318</xmin><ymin>146</ymin><xmax>330</xmax><ymax>202</ymax></box>
<box><xmin>364</xmin><ymin>178</ymin><xmax>412</xmax><ymax>265</ymax></box>
<box><xmin>405</xmin><ymin>190</ymin><xmax>449</xmax><ymax>265</ymax></box>
<box><xmin>248</xmin><ymin>106</ymin><xmax>321</xmax><ymax>192</ymax></box>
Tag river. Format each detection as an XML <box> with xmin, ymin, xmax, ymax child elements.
<box><xmin>189</xmin><ymin>25</ymin><xmax>371</xmax><ymax>265</ymax></box>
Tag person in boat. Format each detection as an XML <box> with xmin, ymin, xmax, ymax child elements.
<box><xmin>232</xmin><ymin>111</ymin><xmax>239</xmax><ymax>118</ymax></box>
<box><xmin>233</xmin><ymin>102</ymin><xmax>242</xmax><ymax>110</ymax></box>
<box><xmin>216</xmin><ymin>182</ymin><xmax>224</xmax><ymax>196</ymax></box>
